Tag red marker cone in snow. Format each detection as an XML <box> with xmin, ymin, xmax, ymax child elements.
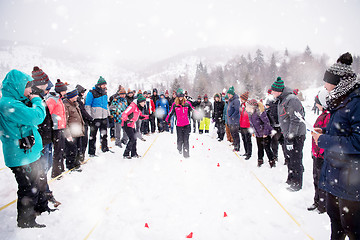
<box><xmin>196</xmin><ymin>138</ymin><xmax>198</xmax><ymax>140</ymax></box>
<box><xmin>186</xmin><ymin>232</ymin><xmax>193</xmax><ymax>238</ymax></box>
<box><xmin>192</xmin><ymin>145</ymin><xmax>194</xmax><ymax>148</ymax></box>
<box><xmin>224</xmin><ymin>212</ymin><xmax>228</xmax><ymax>217</ymax></box>
<box><xmin>217</xmin><ymin>163</ymin><xmax>220</xmax><ymax>167</ymax></box>
<box><xmin>202</xmin><ymin>143</ymin><xmax>203</xmax><ymax>145</ymax></box>
<box><xmin>145</xmin><ymin>223</ymin><xmax>149</xmax><ymax>228</ymax></box>
<box><xmin>208</xmin><ymin>148</ymin><xmax>210</xmax><ymax>151</ymax></box>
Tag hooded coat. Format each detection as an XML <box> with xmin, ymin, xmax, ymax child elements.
<box><xmin>318</xmin><ymin>87</ymin><xmax>360</xmax><ymax>201</ymax></box>
<box><xmin>277</xmin><ymin>87</ymin><xmax>306</xmax><ymax>140</ymax></box>
<box><xmin>227</xmin><ymin>94</ymin><xmax>241</xmax><ymax>125</ymax></box>
<box><xmin>85</xmin><ymin>85</ymin><xmax>109</xmax><ymax>119</ymax></box>
<box><xmin>0</xmin><ymin>70</ymin><xmax>46</xmax><ymax>167</ymax></box>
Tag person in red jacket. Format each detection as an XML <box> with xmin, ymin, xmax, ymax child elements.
<box><xmin>239</xmin><ymin>91</ymin><xmax>252</xmax><ymax>160</ymax></box>
<box><xmin>121</xmin><ymin>94</ymin><xmax>149</xmax><ymax>159</ymax></box>
<box><xmin>166</xmin><ymin>88</ymin><xmax>194</xmax><ymax>158</ymax></box>
<box><xmin>308</xmin><ymin>91</ymin><xmax>330</xmax><ymax>214</ymax></box>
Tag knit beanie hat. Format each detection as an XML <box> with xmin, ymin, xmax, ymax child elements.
<box><xmin>76</xmin><ymin>84</ymin><xmax>86</xmax><ymax>94</ymax></box>
<box><xmin>267</xmin><ymin>89</ymin><xmax>272</xmax><ymax>94</ymax></box>
<box><xmin>293</xmin><ymin>89</ymin><xmax>299</xmax><ymax>95</ymax></box>
<box><xmin>127</xmin><ymin>88</ymin><xmax>132</xmax><ymax>94</ymax></box>
<box><xmin>160</xmin><ymin>91</ymin><xmax>165</xmax><ymax>97</ymax></box>
<box><xmin>176</xmin><ymin>88</ymin><xmax>184</xmax><ymax>97</ymax></box>
<box><xmin>271</xmin><ymin>77</ymin><xmax>285</xmax><ymax>92</ymax></box>
<box><xmin>204</xmin><ymin>94</ymin><xmax>208</xmax><ymax>99</ymax></box>
<box><xmin>31</xmin><ymin>66</ymin><xmax>49</xmax><ymax>86</ymax></box>
<box><xmin>153</xmin><ymin>88</ymin><xmax>158</xmax><ymax>94</ymax></box>
<box><xmin>248</xmin><ymin>99</ymin><xmax>258</xmax><ymax>106</ymax></box>
<box><xmin>240</xmin><ymin>91</ymin><xmax>249</xmax><ymax>101</ymax></box>
<box><xmin>97</xmin><ymin>76</ymin><xmax>107</xmax><ymax>86</ymax></box>
<box><xmin>214</xmin><ymin>93</ymin><xmax>220</xmax><ymax>99</ymax></box>
<box><xmin>137</xmin><ymin>94</ymin><xmax>146</xmax><ymax>103</ymax></box>
<box><xmin>225</xmin><ymin>94</ymin><xmax>229</xmax><ymax>100</ymax></box>
<box><xmin>197</xmin><ymin>95</ymin><xmax>201</xmax><ymax>100</ymax></box>
<box><xmin>165</xmin><ymin>90</ymin><xmax>169</xmax><ymax>95</ymax></box>
<box><xmin>227</xmin><ymin>86</ymin><xmax>235</xmax><ymax>95</ymax></box>
<box><xmin>55</xmin><ymin>79</ymin><xmax>67</xmax><ymax>93</ymax></box>
<box><xmin>323</xmin><ymin>52</ymin><xmax>356</xmax><ymax>86</ymax></box>
<box><xmin>66</xmin><ymin>88</ymin><xmax>78</xmax><ymax>99</ymax></box>
<box><xmin>46</xmin><ymin>80</ymin><xmax>54</xmax><ymax>91</ymax></box>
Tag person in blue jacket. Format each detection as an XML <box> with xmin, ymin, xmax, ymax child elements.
<box><xmin>0</xmin><ymin>70</ymin><xmax>49</xmax><ymax>228</ymax></box>
<box><xmin>85</xmin><ymin>76</ymin><xmax>110</xmax><ymax>156</ymax></box>
<box><xmin>156</xmin><ymin>92</ymin><xmax>170</xmax><ymax>132</ymax></box>
<box><xmin>226</xmin><ymin>86</ymin><xmax>241</xmax><ymax>152</ymax></box>
<box><xmin>312</xmin><ymin>52</ymin><xmax>360</xmax><ymax>240</ymax></box>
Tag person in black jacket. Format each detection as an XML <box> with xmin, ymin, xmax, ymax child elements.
<box><xmin>76</xmin><ymin>84</ymin><xmax>93</xmax><ymax>162</ymax></box>
<box><xmin>213</xmin><ymin>93</ymin><xmax>225</xmax><ymax>141</ymax></box>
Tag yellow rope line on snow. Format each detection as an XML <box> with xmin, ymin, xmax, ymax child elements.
<box><xmin>234</xmin><ymin>152</ymin><xmax>314</xmax><ymax>240</ymax></box>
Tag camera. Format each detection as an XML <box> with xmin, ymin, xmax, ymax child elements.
<box><xmin>19</xmin><ymin>135</ymin><xmax>35</xmax><ymax>153</ymax></box>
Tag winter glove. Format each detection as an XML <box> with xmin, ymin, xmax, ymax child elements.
<box><xmin>139</xmin><ymin>116</ymin><xmax>145</xmax><ymax>120</ymax></box>
<box><xmin>270</xmin><ymin>129</ymin><xmax>277</xmax><ymax>137</ymax></box>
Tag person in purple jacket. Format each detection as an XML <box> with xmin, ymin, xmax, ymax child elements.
<box><xmin>166</xmin><ymin>88</ymin><xmax>194</xmax><ymax>158</ymax></box>
<box><xmin>247</xmin><ymin>99</ymin><xmax>276</xmax><ymax>168</ymax></box>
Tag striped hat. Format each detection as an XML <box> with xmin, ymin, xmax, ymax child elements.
<box><xmin>271</xmin><ymin>77</ymin><xmax>285</xmax><ymax>92</ymax></box>
<box><xmin>55</xmin><ymin>79</ymin><xmax>67</xmax><ymax>93</ymax></box>
<box><xmin>248</xmin><ymin>99</ymin><xmax>258</xmax><ymax>106</ymax></box>
<box><xmin>97</xmin><ymin>76</ymin><xmax>107</xmax><ymax>85</ymax></box>
<box><xmin>137</xmin><ymin>94</ymin><xmax>146</xmax><ymax>103</ymax></box>
<box><xmin>66</xmin><ymin>89</ymin><xmax>78</xmax><ymax>99</ymax></box>
<box><xmin>240</xmin><ymin>91</ymin><xmax>249</xmax><ymax>101</ymax></box>
<box><xmin>31</xmin><ymin>66</ymin><xmax>49</xmax><ymax>86</ymax></box>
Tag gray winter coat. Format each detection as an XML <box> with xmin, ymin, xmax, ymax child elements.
<box><xmin>277</xmin><ymin>87</ymin><xmax>306</xmax><ymax>141</ymax></box>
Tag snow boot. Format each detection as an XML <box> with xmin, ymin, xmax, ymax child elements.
<box><xmin>269</xmin><ymin>158</ymin><xmax>277</xmax><ymax>168</ymax></box>
<box><xmin>18</xmin><ymin>221</ymin><xmax>46</xmax><ymax>228</ymax></box>
<box><xmin>257</xmin><ymin>159</ymin><xmax>264</xmax><ymax>167</ymax></box>
<box><xmin>307</xmin><ymin>203</ymin><xmax>318</xmax><ymax>211</ymax></box>
<box><xmin>123</xmin><ymin>155</ymin><xmax>132</xmax><ymax>159</ymax></box>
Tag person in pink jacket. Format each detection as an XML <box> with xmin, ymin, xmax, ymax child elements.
<box><xmin>121</xmin><ymin>94</ymin><xmax>149</xmax><ymax>159</ymax></box>
<box><xmin>239</xmin><ymin>91</ymin><xmax>252</xmax><ymax>160</ymax></box>
<box><xmin>166</xmin><ymin>88</ymin><xmax>194</xmax><ymax>158</ymax></box>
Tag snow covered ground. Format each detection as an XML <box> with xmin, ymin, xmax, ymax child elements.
<box><xmin>0</xmin><ymin>87</ymin><xmax>334</xmax><ymax>240</ymax></box>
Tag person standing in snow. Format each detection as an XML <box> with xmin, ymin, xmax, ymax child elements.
<box><xmin>247</xmin><ymin>99</ymin><xmax>276</xmax><ymax>168</ymax></box>
<box><xmin>122</xmin><ymin>94</ymin><xmax>149</xmax><ymax>159</ymax></box>
<box><xmin>169</xmin><ymin>90</ymin><xmax>177</xmax><ymax>134</ymax></box>
<box><xmin>307</xmin><ymin>91</ymin><xmax>329</xmax><ymax>214</ymax></box>
<box><xmin>199</xmin><ymin>94</ymin><xmax>213</xmax><ymax>134</ymax></box>
<box><xmin>239</xmin><ymin>91</ymin><xmax>252</xmax><ymax>160</ymax></box>
<box><xmin>166</xmin><ymin>88</ymin><xmax>195</xmax><ymax>158</ymax></box>
<box><xmin>191</xmin><ymin>95</ymin><xmax>202</xmax><ymax>133</ymax></box>
<box><xmin>151</xmin><ymin>88</ymin><xmax>160</xmax><ymax>132</ymax></box>
<box><xmin>311</xmin><ymin>52</ymin><xmax>360</xmax><ymax>239</ymax></box>
<box><xmin>63</xmin><ymin>88</ymin><xmax>85</xmax><ymax>171</ymax></box>
<box><xmin>223</xmin><ymin>94</ymin><xmax>233</xmax><ymax>144</ymax></box>
<box><xmin>109</xmin><ymin>88</ymin><xmax>128</xmax><ymax>148</ymax></box>
<box><xmin>227</xmin><ymin>86</ymin><xmax>241</xmax><ymax>152</ymax></box>
<box><xmin>265</xmin><ymin>89</ymin><xmax>285</xmax><ymax>164</ymax></box>
<box><xmin>76</xmin><ymin>84</ymin><xmax>93</xmax><ymax>162</ymax></box>
<box><xmin>85</xmin><ymin>76</ymin><xmax>111</xmax><ymax>157</ymax></box>
<box><xmin>213</xmin><ymin>93</ymin><xmax>225</xmax><ymax>141</ymax></box>
<box><xmin>108</xmin><ymin>85</ymin><xmax>123</xmax><ymax>141</ymax></box>
<box><xmin>0</xmin><ymin>70</ymin><xmax>51</xmax><ymax>228</ymax></box>
<box><xmin>156</xmin><ymin>92</ymin><xmax>170</xmax><ymax>132</ymax></box>
<box><xmin>46</xmin><ymin>79</ymin><xmax>67</xmax><ymax>178</ymax></box>
<box><xmin>271</xmin><ymin>77</ymin><xmax>306</xmax><ymax>191</ymax></box>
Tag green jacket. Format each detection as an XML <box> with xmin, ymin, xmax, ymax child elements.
<box><xmin>0</xmin><ymin>70</ymin><xmax>46</xmax><ymax>167</ymax></box>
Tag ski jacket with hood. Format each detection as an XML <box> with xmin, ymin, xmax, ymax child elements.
<box><xmin>166</xmin><ymin>101</ymin><xmax>194</xmax><ymax>127</ymax></box>
<box><xmin>227</xmin><ymin>94</ymin><xmax>241</xmax><ymax>125</ymax></box>
<box><xmin>277</xmin><ymin>87</ymin><xmax>306</xmax><ymax>140</ymax></box>
<box><xmin>85</xmin><ymin>86</ymin><xmax>109</xmax><ymax>120</ymax></box>
<box><xmin>240</xmin><ymin>102</ymin><xmax>251</xmax><ymax>128</ymax></box>
<box><xmin>121</xmin><ymin>100</ymin><xmax>149</xmax><ymax>128</ymax></box>
<box><xmin>318</xmin><ymin>87</ymin><xmax>360</xmax><ymax>201</ymax></box>
<box><xmin>0</xmin><ymin>70</ymin><xmax>46</xmax><ymax>167</ymax></box>
<box><xmin>248</xmin><ymin>109</ymin><xmax>273</xmax><ymax>138</ymax></box>
<box><xmin>46</xmin><ymin>92</ymin><xmax>67</xmax><ymax>130</ymax></box>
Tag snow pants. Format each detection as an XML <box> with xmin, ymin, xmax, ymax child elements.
<box><xmin>10</xmin><ymin>159</ymin><xmax>49</xmax><ymax>226</ymax></box>
<box><xmin>89</xmin><ymin>118</ymin><xmax>108</xmax><ymax>155</ymax></box>
<box><xmin>123</xmin><ymin>125</ymin><xmax>138</xmax><ymax>157</ymax></box>
<box><xmin>199</xmin><ymin>117</ymin><xmax>210</xmax><ymax>133</ymax></box>
<box><xmin>270</xmin><ymin>126</ymin><xmax>284</xmax><ymax>159</ymax></box>
<box><xmin>51</xmin><ymin>129</ymin><xmax>65</xmax><ymax>178</ymax></box>
<box><xmin>240</xmin><ymin>127</ymin><xmax>252</xmax><ymax>157</ymax></box>
<box><xmin>285</xmin><ymin>135</ymin><xmax>305</xmax><ymax>190</ymax></box>
<box><xmin>326</xmin><ymin>193</ymin><xmax>360</xmax><ymax>240</ymax></box>
<box><xmin>256</xmin><ymin>136</ymin><xmax>274</xmax><ymax>163</ymax></box>
<box><xmin>192</xmin><ymin>117</ymin><xmax>200</xmax><ymax>133</ymax></box>
<box><xmin>229</xmin><ymin>124</ymin><xmax>240</xmax><ymax>151</ymax></box>
<box><xmin>79</xmin><ymin>124</ymin><xmax>89</xmax><ymax>158</ymax></box>
<box><xmin>65</xmin><ymin>137</ymin><xmax>81</xmax><ymax>169</ymax></box>
<box><xmin>149</xmin><ymin>113</ymin><xmax>156</xmax><ymax>133</ymax></box>
<box><xmin>312</xmin><ymin>156</ymin><xmax>326</xmax><ymax>212</ymax></box>
<box><xmin>215</xmin><ymin>120</ymin><xmax>225</xmax><ymax>140</ymax></box>
<box><xmin>176</xmin><ymin>124</ymin><xmax>191</xmax><ymax>158</ymax></box>
<box><xmin>114</xmin><ymin>122</ymin><xmax>123</xmax><ymax>146</ymax></box>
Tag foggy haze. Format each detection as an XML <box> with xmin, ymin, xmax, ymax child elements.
<box><xmin>1</xmin><ymin>0</ymin><xmax>359</xmax><ymax>63</ymax></box>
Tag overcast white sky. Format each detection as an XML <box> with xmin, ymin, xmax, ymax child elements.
<box><xmin>0</xmin><ymin>0</ymin><xmax>359</xmax><ymax>62</ymax></box>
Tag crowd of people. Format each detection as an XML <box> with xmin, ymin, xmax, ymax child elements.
<box><xmin>0</xmin><ymin>52</ymin><xmax>359</xmax><ymax>239</ymax></box>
